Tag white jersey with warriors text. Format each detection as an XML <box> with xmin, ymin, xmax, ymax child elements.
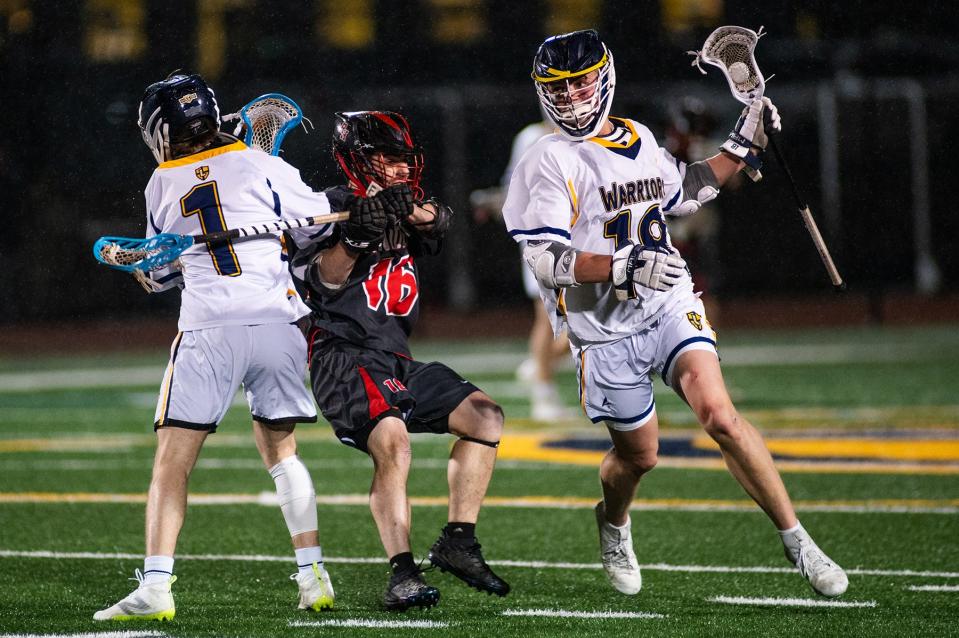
<box><xmin>503</xmin><ymin>117</ymin><xmax>693</xmax><ymax>347</ymax></box>
<box><xmin>144</xmin><ymin>140</ymin><xmax>334</xmax><ymax>331</ymax></box>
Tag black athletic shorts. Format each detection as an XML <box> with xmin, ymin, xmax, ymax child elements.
<box><xmin>309</xmin><ymin>338</ymin><xmax>480</xmax><ymax>453</ymax></box>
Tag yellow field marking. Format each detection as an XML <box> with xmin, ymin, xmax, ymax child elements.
<box><xmin>2</xmin><ymin>491</ymin><xmax>958</xmax><ymax>513</ymax></box>
<box><xmin>690</xmin><ymin>435</ymin><xmax>959</xmax><ymax>461</ymax></box>
<box><xmin>498</xmin><ymin>433</ymin><xmax>959</xmax><ymax>475</ymax></box>
<box><xmin>0</xmin><ymin>435</ymin><xmax>156</xmax><ymax>452</ymax></box>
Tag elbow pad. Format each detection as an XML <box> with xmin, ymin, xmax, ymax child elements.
<box><xmin>670</xmin><ymin>160</ymin><xmax>720</xmax><ymax>217</ymax></box>
<box><xmin>523</xmin><ymin>240</ymin><xmax>579</xmax><ymax>289</ymax></box>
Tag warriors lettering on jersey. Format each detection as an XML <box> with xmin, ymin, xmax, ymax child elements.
<box><xmin>502</xmin><ymin>117</ymin><xmax>694</xmax><ymax>347</ymax></box>
<box><xmin>598</xmin><ymin>177</ymin><xmax>665</xmax><ymax>213</ymax></box>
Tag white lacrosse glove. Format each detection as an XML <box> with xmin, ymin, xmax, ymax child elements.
<box><xmin>221</xmin><ymin>111</ymin><xmax>247</xmax><ymax>140</ymax></box>
<box><xmin>670</xmin><ymin>185</ymin><xmax>720</xmax><ymax>217</ymax></box>
<box><xmin>721</xmin><ymin>96</ymin><xmax>781</xmax><ymax>175</ymax></box>
<box><xmin>612</xmin><ymin>243</ymin><xmax>687</xmax><ymax>300</ymax></box>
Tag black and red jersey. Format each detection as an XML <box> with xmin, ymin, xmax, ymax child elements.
<box><xmin>287</xmin><ymin>185</ymin><xmax>441</xmax><ymax>356</ymax></box>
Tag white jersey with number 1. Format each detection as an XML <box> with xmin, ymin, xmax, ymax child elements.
<box><xmin>144</xmin><ymin>140</ymin><xmax>334</xmax><ymax>331</ymax></box>
<box><xmin>502</xmin><ymin>117</ymin><xmax>693</xmax><ymax>347</ymax></box>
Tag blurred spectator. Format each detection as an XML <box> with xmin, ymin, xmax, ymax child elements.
<box><xmin>471</xmin><ymin>117</ymin><xmax>577</xmax><ymax>421</ymax></box>
<box><xmin>662</xmin><ymin>96</ymin><xmax>727</xmax><ymax>321</ymax></box>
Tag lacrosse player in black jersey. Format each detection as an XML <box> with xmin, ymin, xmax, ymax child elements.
<box><xmin>287</xmin><ymin>111</ymin><xmax>510</xmax><ymax>611</ymax></box>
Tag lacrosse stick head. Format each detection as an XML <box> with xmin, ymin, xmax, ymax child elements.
<box><xmin>93</xmin><ymin>234</ymin><xmax>193</xmax><ymax>273</ymax></box>
<box><xmin>237</xmin><ymin>93</ymin><xmax>304</xmax><ymax>155</ymax></box>
<box><xmin>689</xmin><ymin>26</ymin><xmax>766</xmax><ymax>105</ymax></box>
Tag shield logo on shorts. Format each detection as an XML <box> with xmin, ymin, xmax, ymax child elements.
<box><xmin>195</xmin><ymin>166</ymin><xmax>209</xmax><ymax>180</ymax></box>
<box><xmin>686</xmin><ymin>311</ymin><xmax>703</xmax><ymax>330</ymax></box>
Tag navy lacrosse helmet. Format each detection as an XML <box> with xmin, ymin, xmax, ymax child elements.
<box><xmin>532</xmin><ymin>29</ymin><xmax>616</xmax><ymax>140</ymax></box>
<box><xmin>332</xmin><ymin>111</ymin><xmax>424</xmax><ymax>199</ymax></box>
<box><xmin>138</xmin><ymin>72</ymin><xmax>221</xmax><ymax>164</ymax></box>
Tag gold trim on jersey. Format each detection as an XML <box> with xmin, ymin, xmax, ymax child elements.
<box><xmin>556</xmin><ymin>289</ymin><xmax>567</xmax><ymax>317</ymax></box>
<box><xmin>588</xmin><ymin>117</ymin><xmax>639</xmax><ymax>149</ymax></box>
<box><xmin>533</xmin><ymin>51</ymin><xmax>609</xmax><ymax>82</ymax></box>
<box><xmin>158</xmin><ymin>140</ymin><xmax>247</xmax><ymax>169</ymax></box>
<box><xmin>156</xmin><ymin>332</ymin><xmax>183</xmax><ymax>425</ymax></box>
<box><xmin>567</xmin><ymin>178</ymin><xmax>582</xmax><ymax>228</ymax></box>
<box><xmin>578</xmin><ymin>349</ymin><xmax>587</xmax><ymax>411</ymax></box>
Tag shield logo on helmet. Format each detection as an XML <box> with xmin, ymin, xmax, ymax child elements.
<box><xmin>195</xmin><ymin>166</ymin><xmax>209</xmax><ymax>180</ymax></box>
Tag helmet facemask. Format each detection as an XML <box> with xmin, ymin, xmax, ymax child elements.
<box><xmin>340</xmin><ymin>147</ymin><xmax>424</xmax><ymax>199</ymax></box>
<box><xmin>535</xmin><ymin>54</ymin><xmax>615</xmax><ymax>141</ymax></box>
<box><xmin>333</xmin><ymin>111</ymin><xmax>424</xmax><ymax>199</ymax></box>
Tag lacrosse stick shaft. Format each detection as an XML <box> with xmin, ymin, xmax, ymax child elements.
<box><xmin>193</xmin><ymin>211</ymin><xmax>349</xmax><ymax>244</ymax></box>
<box><xmin>766</xmin><ymin>132</ymin><xmax>846</xmax><ymax>291</ymax></box>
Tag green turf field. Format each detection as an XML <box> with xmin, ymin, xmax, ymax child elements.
<box><xmin>1</xmin><ymin>326</ymin><xmax>958</xmax><ymax>637</ymax></box>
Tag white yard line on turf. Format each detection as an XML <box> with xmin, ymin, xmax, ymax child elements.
<box><xmin>709</xmin><ymin>595</ymin><xmax>877</xmax><ymax>608</ymax></box>
<box><xmin>3</xmin><ymin>549</ymin><xmax>958</xmax><ymax>580</ymax></box>
<box><xmin>290</xmin><ymin>620</ymin><xmax>448</xmax><ymax>629</ymax></box>
<box><xmin>906</xmin><ymin>584</ymin><xmax>959</xmax><ymax>591</ymax></box>
<box><xmin>0</xmin><ymin>633</ymin><xmax>166</xmax><ymax>638</ymax></box>
<box><xmin>503</xmin><ymin>609</ymin><xmax>665</xmax><ymax>619</ymax></box>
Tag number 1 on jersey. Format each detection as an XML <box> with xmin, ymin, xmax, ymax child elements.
<box><xmin>180</xmin><ymin>181</ymin><xmax>241</xmax><ymax>276</ymax></box>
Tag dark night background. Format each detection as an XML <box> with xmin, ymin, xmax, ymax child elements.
<box><xmin>2</xmin><ymin>0</ymin><xmax>958</xmax><ymax>328</ymax></box>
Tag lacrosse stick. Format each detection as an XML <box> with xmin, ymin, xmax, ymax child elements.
<box><xmin>690</xmin><ymin>26</ymin><xmax>846</xmax><ymax>292</ymax></box>
<box><xmin>95</xmin><ymin>91</ymin><xmax>342</xmax><ymax>274</ymax></box>
<box><xmin>93</xmin><ymin>211</ymin><xmax>349</xmax><ymax>273</ymax></box>
<box><xmin>223</xmin><ymin>93</ymin><xmax>311</xmax><ymax>155</ymax></box>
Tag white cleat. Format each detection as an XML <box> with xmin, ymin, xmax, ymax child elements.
<box><xmin>291</xmin><ymin>562</ymin><xmax>335</xmax><ymax>611</ymax></box>
<box><xmin>531</xmin><ymin>400</ymin><xmax>579</xmax><ymax>422</ymax></box>
<box><xmin>594</xmin><ymin>501</ymin><xmax>642</xmax><ymax>595</ymax></box>
<box><xmin>783</xmin><ymin>529</ymin><xmax>849</xmax><ymax>598</ymax></box>
<box><xmin>93</xmin><ymin>569</ymin><xmax>176</xmax><ymax>621</ymax></box>
<box><xmin>530</xmin><ymin>381</ymin><xmax>579</xmax><ymax>422</ymax></box>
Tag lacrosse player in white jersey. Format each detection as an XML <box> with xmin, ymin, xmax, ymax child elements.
<box><xmin>503</xmin><ymin>30</ymin><xmax>848</xmax><ymax>599</ymax></box>
<box><xmin>92</xmin><ymin>73</ymin><xmax>392</xmax><ymax>621</ymax></box>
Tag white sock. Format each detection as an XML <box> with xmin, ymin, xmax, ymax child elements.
<box><xmin>143</xmin><ymin>555</ymin><xmax>174</xmax><ymax>585</ymax></box>
<box><xmin>778</xmin><ymin>522</ymin><xmax>810</xmax><ymax>563</ymax></box>
<box><xmin>295</xmin><ymin>546</ymin><xmax>323</xmax><ymax>576</ymax></box>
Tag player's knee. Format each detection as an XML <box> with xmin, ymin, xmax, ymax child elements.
<box><xmin>466</xmin><ymin>396</ymin><xmax>504</xmax><ymax>442</ymax></box>
<box><xmin>698</xmin><ymin>402</ymin><xmax>743</xmax><ymax>443</ymax></box>
<box><xmin>369</xmin><ymin>417</ymin><xmax>412</xmax><ymax>465</ymax></box>
<box><xmin>617</xmin><ymin>447</ymin><xmax>658</xmax><ymax>475</ymax></box>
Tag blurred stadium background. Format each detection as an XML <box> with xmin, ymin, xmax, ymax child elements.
<box><xmin>2</xmin><ymin>2</ymin><xmax>959</xmax><ymax>637</ymax></box>
<box><xmin>1</xmin><ymin>0</ymin><xmax>958</xmax><ymax>333</ymax></box>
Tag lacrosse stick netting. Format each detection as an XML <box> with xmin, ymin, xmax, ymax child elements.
<box><xmin>239</xmin><ymin>93</ymin><xmax>306</xmax><ymax>155</ymax></box>
<box><xmin>689</xmin><ymin>26</ymin><xmax>767</xmax><ymax>105</ymax></box>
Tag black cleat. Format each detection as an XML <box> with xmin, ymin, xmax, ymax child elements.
<box><xmin>384</xmin><ymin>570</ymin><xmax>440</xmax><ymax>612</ymax></box>
<box><xmin>428</xmin><ymin>533</ymin><xmax>510</xmax><ymax>596</ymax></box>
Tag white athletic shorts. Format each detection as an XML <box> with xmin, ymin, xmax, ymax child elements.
<box><xmin>573</xmin><ymin>293</ymin><xmax>717</xmax><ymax>431</ymax></box>
<box><xmin>154</xmin><ymin>323</ymin><xmax>317</xmax><ymax>431</ymax></box>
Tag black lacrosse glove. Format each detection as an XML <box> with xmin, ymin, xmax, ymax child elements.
<box><xmin>404</xmin><ymin>198</ymin><xmax>453</xmax><ymax>241</ymax></box>
<box><xmin>341</xmin><ymin>194</ymin><xmax>389</xmax><ymax>253</ymax></box>
<box><xmin>379</xmin><ymin>184</ymin><xmax>415</xmax><ymax>220</ymax></box>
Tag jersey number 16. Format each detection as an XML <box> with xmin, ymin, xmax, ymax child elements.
<box><xmin>603</xmin><ymin>203</ymin><xmax>669</xmax><ymax>251</ymax></box>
